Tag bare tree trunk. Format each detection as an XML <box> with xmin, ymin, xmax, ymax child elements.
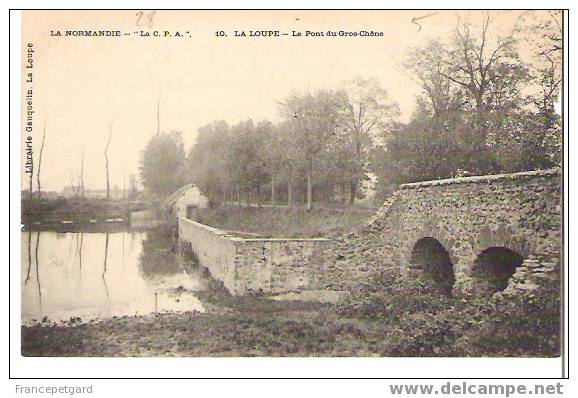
<box><xmin>70</xmin><ymin>172</ymin><xmax>80</xmax><ymax>199</ymax></box>
<box><xmin>105</xmin><ymin>121</ymin><xmax>113</xmax><ymax>200</ymax></box>
<box><xmin>245</xmin><ymin>189</ymin><xmax>250</xmax><ymax>207</ymax></box>
<box><xmin>287</xmin><ymin>172</ymin><xmax>293</xmax><ymax>208</ymax></box>
<box><xmin>349</xmin><ymin>179</ymin><xmax>357</xmax><ymax>205</ymax></box>
<box><xmin>236</xmin><ymin>186</ymin><xmax>241</xmax><ymax>207</ymax></box>
<box><xmin>25</xmin><ymin>230</ymin><xmax>32</xmax><ymax>285</ymax></box>
<box><xmin>306</xmin><ymin>159</ymin><xmax>313</xmax><ymax>211</ymax></box>
<box><xmin>257</xmin><ymin>184</ymin><xmax>262</xmax><ymax>208</ymax></box>
<box><xmin>271</xmin><ymin>175</ymin><xmax>276</xmax><ymax>206</ymax></box>
<box><xmin>79</xmin><ymin>233</ymin><xmax>83</xmax><ymax>273</ymax></box>
<box><xmin>35</xmin><ymin>231</ymin><xmax>42</xmax><ymax>308</ymax></box>
<box><xmin>102</xmin><ymin>233</ymin><xmax>109</xmax><ymax>298</ymax></box>
<box><xmin>307</xmin><ymin>171</ymin><xmax>313</xmax><ymax>210</ymax></box>
<box><xmin>80</xmin><ymin>148</ymin><xmax>85</xmax><ymax>199</ymax></box>
<box><xmin>36</xmin><ymin>117</ymin><xmax>47</xmax><ymax>200</ymax></box>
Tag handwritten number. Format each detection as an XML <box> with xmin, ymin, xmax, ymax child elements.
<box><xmin>136</xmin><ymin>11</ymin><xmax>156</xmax><ymax>28</ymax></box>
<box><xmin>146</xmin><ymin>11</ymin><xmax>156</xmax><ymax>28</ymax></box>
<box><xmin>135</xmin><ymin>11</ymin><xmax>143</xmax><ymax>26</ymax></box>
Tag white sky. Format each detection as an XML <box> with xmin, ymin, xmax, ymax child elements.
<box><xmin>20</xmin><ymin>10</ymin><xmax>548</xmax><ymax>191</ymax></box>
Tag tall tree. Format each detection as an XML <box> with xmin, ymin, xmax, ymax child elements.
<box><xmin>341</xmin><ymin>77</ymin><xmax>399</xmax><ymax>203</ymax></box>
<box><xmin>139</xmin><ymin>131</ymin><xmax>186</xmax><ymax>198</ymax></box>
<box><xmin>275</xmin><ymin>121</ymin><xmax>302</xmax><ymax>207</ymax></box>
<box><xmin>254</xmin><ymin>120</ymin><xmax>276</xmax><ymax>206</ymax></box>
<box><xmin>104</xmin><ymin>121</ymin><xmax>113</xmax><ymax>199</ymax></box>
<box><xmin>524</xmin><ymin>11</ymin><xmax>563</xmax><ymax>166</ymax></box>
<box><xmin>404</xmin><ymin>40</ymin><xmax>464</xmax><ymax>122</ymax></box>
<box><xmin>444</xmin><ymin>13</ymin><xmax>529</xmax><ymax>125</ymax></box>
<box><xmin>129</xmin><ymin>174</ymin><xmax>139</xmax><ymax>199</ymax></box>
<box><xmin>394</xmin><ymin>12</ymin><xmax>552</xmax><ymax>184</ymax></box>
<box><xmin>226</xmin><ymin>119</ymin><xmax>268</xmax><ymax>206</ymax></box>
<box><xmin>187</xmin><ymin>120</ymin><xmax>232</xmax><ymax>202</ymax></box>
<box><xmin>524</xmin><ymin>11</ymin><xmax>562</xmax><ymax>117</ymax></box>
<box><xmin>36</xmin><ymin>116</ymin><xmax>47</xmax><ymax>200</ymax></box>
<box><xmin>280</xmin><ymin>90</ymin><xmax>347</xmax><ymax>210</ymax></box>
<box><xmin>78</xmin><ymin>147</ymin><xmax>85</xmax><ymax>199</ymax></box>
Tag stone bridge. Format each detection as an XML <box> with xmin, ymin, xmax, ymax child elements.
<box><xmin>306</xmin><ymin>168</ymin><xmax>562</xmax><ymax>297</ymax></box>
<box><xmin>180</xmin><ymin>168</ymin><xmax>561</xmax><ymax>297</ymax></box>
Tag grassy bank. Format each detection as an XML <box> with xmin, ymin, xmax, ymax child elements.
<box><xmin>193</xmin><ymin>206</ymin><xmax>375</xmax><ymax>238</ymax></box>
<box><xmin>21</xmin><ymin>275</ymin><xmax>559</xmax><ymax>357</ymax></box>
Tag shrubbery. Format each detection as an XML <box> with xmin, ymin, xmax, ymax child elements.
<box><xmin>338</xmin><ymin>269</ymin><xmax>560</xmax><ymax>357</ymax></box>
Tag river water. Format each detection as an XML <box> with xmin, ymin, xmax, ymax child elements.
<box><xmin>21</xmin><ymin>226</ymin><xmax>207</xmax><ymax>325</ymax></box>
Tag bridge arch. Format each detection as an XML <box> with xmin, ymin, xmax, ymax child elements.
<box><xmin>410</xmin><ymin>237</ymin><xmax>456</xmax><ymax>295</ymax></box>
<box><xmin>470</xmin><ymin>246</ymin><xmax>524</xmax><ymax>295</ymax></box>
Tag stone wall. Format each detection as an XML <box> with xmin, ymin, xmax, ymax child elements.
<box><xmin>179</xmin><ymin>168</ymin><xmax>561</xmax><ymax>298</ymax></box>
<box><xmin>178</xmin><ymin>218</ymin><xmax>238</xmax><ymax>293</ymax></box>
<box><xmin>305</xmin><ymin>168</ymin><xmax>562</xmax><ymax>297</ymax></box>
<box><xmin>178</xmin><ymin>218</ymin><xmax>330</xmax><ymax>295</ymax></box>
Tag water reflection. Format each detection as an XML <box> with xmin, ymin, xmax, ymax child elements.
<box><xmin>102</xmin><ymin>233</ymin><xmax>110</xmax><ymax>298</ymax></box>
<box><xmin>24</xmin><ymin>230</ymin><xmax>32</xmax><ymax>285</ymax></box>
<box><xmin>35</xmin><ymin>231</ymin><xmax>42</xmax><ymax>309</ymax></box>
<box><xmin>138</xmin><ymin>226</ymin><xmax>182</xmax><ymax>277</ymax></box>
<box><xmin>78</xmin><ymin>233</ymin><xmax>84</xmax><ymax>285</ymax></box>
<box><xmin>21</xmin><ymin>227</ymin><xmax>206</xmax><ymax>325</ymax></box>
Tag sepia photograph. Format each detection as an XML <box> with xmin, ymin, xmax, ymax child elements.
<box><xmin>15</xmin><ymin>8</ymin><xmax>565</xmax><ymax>373</ymax></box>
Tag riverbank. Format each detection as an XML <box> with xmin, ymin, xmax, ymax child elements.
<box><xmin>21</xmin><ymin>276</ymin><xmax>560</xmax><ymax>357</ymax></box>
<box><xmin>21</xmin><ymin>197</ymin><xmax>149</xmax><ymax>224</ymax></box>
<box><xmin>193</xmin><ymin>206</ymin><xmax>375</xmax><ymax>238</ymax></box>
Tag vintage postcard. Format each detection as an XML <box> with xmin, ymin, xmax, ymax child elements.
<box><xmin>18</xmin><ymin>9</ymin><xmax>565</xmax><ymax>375</ymax></box>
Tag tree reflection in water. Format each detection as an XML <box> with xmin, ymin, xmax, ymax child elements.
<box><xmin>137</xmin><ymin>226</ymin><xmax>182</xmax><ymax>279</ymax></box>
<box><xmin>22</xmin><ymin>226</ymin><xmax>209</xmax><ymax>324</ymax></box>
<box><xmin>24</xmin><ymin>230</ymin><xmax>32</xmax><ymax>285</ymax></box>
<box><xmin>34</xmin><ymin>231</ymin><xmax>42</xmax><ymax>309</ymax></box>
<box><xmin>102</xmin><ymin>233</ymin><xmax>110</xmax><ymax>298</ymax></box>
<box><xmin>78</xmin><ymin>233</ymin><xmax>84</xmax><ymax>284</ymax></box>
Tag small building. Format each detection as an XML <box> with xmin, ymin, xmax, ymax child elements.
<box><xmin>165</xmin><ymin>183</ymin><xmax>209</xmax><ymax>219</ymax></box>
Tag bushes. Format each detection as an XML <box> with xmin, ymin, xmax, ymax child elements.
<box><xmin>337</xmin><ymin>268</ymin><xmax>560</xmax><ymax>357</ymax></box>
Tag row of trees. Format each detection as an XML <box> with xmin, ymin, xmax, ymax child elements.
<box><xmin>139</xmin><ymin>12</ymin><xmax>562</xmax><ymax>207</ymax></box>
<box><xmin>140</xmin><ymin>77</ymin><xmax>399</xmax><ymax>209</ymax></box>
<box><xmin>190</xmin><ymin>79</ymin><xmax>399</xmax><ymax>209</ymax></box>
<box><xmin>381</xmin><ymin>12</ymin><xmax>562</xmax><ymax>189</ymax></box>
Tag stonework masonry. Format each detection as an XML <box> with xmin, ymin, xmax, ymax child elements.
<box><xmin>179</xmin><ymin>168</ymin><xmax>562</xmax><ymax>297</ymax></box>
<box><xmin>178</xmin><ymin>218</ymin><xmax>330</xmax><ymax>295</ymax></box>
<box><xmin>304</xmin><ymin>168</ymin><xmax>562</xmax><ymax>296</ymax></box>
